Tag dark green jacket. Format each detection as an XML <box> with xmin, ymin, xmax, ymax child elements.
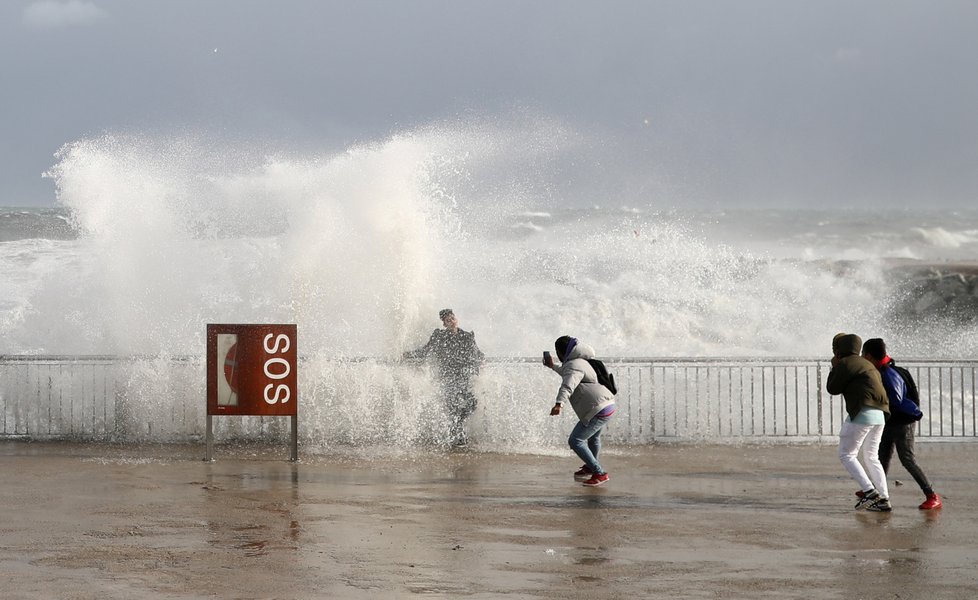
<box><xmin>826</xmin><ymin>334</ymin><xmax>889</xmax><ymax>420</ymax></box>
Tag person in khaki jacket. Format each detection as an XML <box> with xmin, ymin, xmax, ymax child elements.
<box><xmin>826</xmin><ymin>333</ymin><xmax>892</xmax><ymax>511</ymax></box>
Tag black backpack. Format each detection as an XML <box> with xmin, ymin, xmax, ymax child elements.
<box><xmin>585</xmin><ymin>358</ymin><xmax>617</xmax><ymax>395</ymax></box>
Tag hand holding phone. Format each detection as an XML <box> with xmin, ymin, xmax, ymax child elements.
<box><xmin>543</xmin><ymin>350</ymin><xmax>553</xmax><ymax>368</ymax></box>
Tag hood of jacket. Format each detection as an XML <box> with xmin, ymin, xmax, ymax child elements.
<box><xmin>564</xmin><ymin>342</ymin><xmax>596</xmax><ymax>362</ymax></box>
<box><xmin>833</xmin><ymin>333</ymin><xmax>863</xmax><ymax>357</ymax></box>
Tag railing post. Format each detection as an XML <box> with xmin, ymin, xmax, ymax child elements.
<box><xmin>816</xmin><ymin>361</ymin><xmax>823</xmax><ymax>437</ymax></box>
<box><xmin>648</xmin><ymin>360</ymin><xmax>656</xmax><ymax>443</ymax></box>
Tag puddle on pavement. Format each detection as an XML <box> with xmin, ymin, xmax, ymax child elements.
<box><xmin>482</xmin><ymin>527</ymin><xmax>571</xmax><ymax>539</ymax></box>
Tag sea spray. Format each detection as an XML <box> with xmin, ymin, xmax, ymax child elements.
<box><xmin>26</xmin><ymin>128</ymin><xmax>969</xmax><ymax>360</ymax></box>
<box><xmin>1</xmin><ymin>123</ymin><xmax>976</xmax><ymax>448</ymax></box>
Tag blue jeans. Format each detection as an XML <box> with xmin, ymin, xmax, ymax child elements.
<box><xmin>568</xmin><ymin>414</ymin><xmax>613</xmax><ymax>475</ymax></box>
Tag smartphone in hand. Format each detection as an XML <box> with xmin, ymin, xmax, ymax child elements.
<box><xmin>543</xmin><ymin>351</ymin><xmax>553</xmax><ymax>368</ymax></box>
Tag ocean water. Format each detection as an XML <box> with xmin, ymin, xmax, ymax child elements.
<box><xmin>2</xmin><ymin>129</ymin><xmax>977</xmax><ymax>448</ymax></box>
<box><xmin>3</xmin><ymin>131</ymin><xmax>977</xmax><ymax>360</ymax></box>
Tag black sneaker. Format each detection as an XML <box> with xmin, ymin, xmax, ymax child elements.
<box><xmin>866</xmin><ymin>497</ymin><xmax>892</xmax><ymax>512</ymax></box>
<box><xmin>855</xmin><ymin>490</ymin><xmax>880</xmax><ymax>510</ymax></box>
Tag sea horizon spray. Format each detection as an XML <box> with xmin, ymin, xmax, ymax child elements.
<box><xmin>2</xmin><ymin>123</ymin><xmax>978</xmax><ymax>450</ymax></box>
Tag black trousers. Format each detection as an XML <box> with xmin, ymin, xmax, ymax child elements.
<box><xmin>438</xmin><ymin>376</ymin><xmax>477</xmax><ymax>445</ymax></box>
<box><xmin>879</xmin><ymin>420</ymin><xmax>934</xmax><ymax>494</ymax></box>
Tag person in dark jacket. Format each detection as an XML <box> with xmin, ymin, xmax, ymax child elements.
<box><xmin>826</xmin><ymin>333</ymin><xmax>892</xmax><ymax>511</ymax></box>
<box><xmin>405</xmin><ymin>309</ymin><xmax>484</xmax><ymax>446</ymax></box>
<box><xmin>861</xmin><ymin>338</ymin><xmax>942</xmax><ymax>510</ymax></box>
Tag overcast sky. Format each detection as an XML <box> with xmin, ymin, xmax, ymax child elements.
<box><xmin>2</xmin><ymin>0</ymin><xmax>977</xmax><ymax>208</ymax></box>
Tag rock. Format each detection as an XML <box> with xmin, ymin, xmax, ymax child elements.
<box><xmin>913</xmin><ymin>291</ymin><xmax>944</xmax><ymax>314</ymax></box>
<box><xmin>935</xmin><ymin>274</ymin><xmax>968</xmax><ymax>299</ymax></box>
<box><xmin>889</xmin><ymin>264</ymin><xmax>978</xmax><ymax>322</ymax></box>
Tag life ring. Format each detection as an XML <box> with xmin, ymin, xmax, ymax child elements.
<box><xmin>223</xmin><ymin>343</ymin><xmax>239</xmax><ymax>393</ymax></box>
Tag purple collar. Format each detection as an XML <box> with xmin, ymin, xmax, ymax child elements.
<box><xmin>562</xmin><ymin>337</ymin><xmax>578</xmax><ymax>361</ymax></box>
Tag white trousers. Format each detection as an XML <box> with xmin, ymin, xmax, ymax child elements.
<box><xmin>839</xmin><ymin>420</ymin><xmax>889</xmax><ymax>499</ymax></box>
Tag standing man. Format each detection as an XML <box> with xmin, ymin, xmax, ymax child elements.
<box><xmin>405</xmin><ymin>309</ymin><xmax>484</xmax><ymax>447</ymax></box>
<box><xmin>861</xmin><ymin>338</ymin><xmax>943</xmax><ymax>510</ymax></box>
<box><xmin>826</xmin><ymin>333</ymin><xmax>892</xmax><ymax>511</ymax></box>
<box><xmin>544</xmin><ymin>336</ymin><xmax>616</xmax><ymax>487</ymax></box>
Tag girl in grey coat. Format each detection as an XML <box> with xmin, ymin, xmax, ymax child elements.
<box><xmin>545</xmin><ymin>336</ymin><xmax>616</xmax><ymax>486</ymax></box>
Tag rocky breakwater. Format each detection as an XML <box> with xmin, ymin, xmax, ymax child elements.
<box><xmin>887</xmin><ymin>262</ymin><xmax>978</xmax><ymax>322</ymax></box>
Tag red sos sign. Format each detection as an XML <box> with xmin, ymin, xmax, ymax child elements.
<box><xmin>207</xmin><ymin>324</ymin><xmax>297</xmax><ymax>416</ymax></box>
<box><xmin>261</xmin><ymin>332</ymin><xmax>293</xmax><ymax>405</ymax></box>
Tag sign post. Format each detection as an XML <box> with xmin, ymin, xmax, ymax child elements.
<box><xmin>206</xmin><ymin>324</ymin><xmax>298</xmax><ymax>461</ymax></box>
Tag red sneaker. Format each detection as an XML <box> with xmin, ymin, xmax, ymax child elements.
<box><xmin>855</xmin><ymin>490</ymin><xmax>866</xmax><ymax>499</ymax></box>
<box><xmin>574</xmin><ymin>466</ymin><xmax>593</xmax><ymax>482</ymax></box>
<box><xmin>582</xmin><ymin>472</ymin><xmax>609</xmax><ymax>487</ymax></box>
<box><xmin>919</xmin><ymin>493</ymin><xmax>943</xmax><ymax>510</ymax></box>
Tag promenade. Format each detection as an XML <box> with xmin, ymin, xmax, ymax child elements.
<box><xmin>1</xmin><ymin>441</ymin><xmax>976</xmax><ymax>599</ymax></box>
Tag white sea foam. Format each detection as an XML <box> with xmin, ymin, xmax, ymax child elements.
<box><xmin>511</xmin><ymin>221</ymin><xmax>544</xmax><ymax>232</ymax></box>
<box><xmin>2</xmin><ymin>122</ymin><xmax>978</xmax><ymax>448</ymax></box>
<box><xmin>912</xmin><ymin>226</ymin><xmax>978</xmax><ymax>248</ymax></box>
<box><xmin>1</xmin><ymin>125</ymin><xmax>975</xmax><ymax>359</ymax></box>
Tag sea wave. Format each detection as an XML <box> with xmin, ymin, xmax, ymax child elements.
<box><xmin>911</xmin><ymin>226</ymin><xmax>978</xmax><ymax>248</ymax></box>
<box><xmin>4</xmin><ymin>126</ymin><xmax>978</xmax><ymax>361</ymax></box>
<box><xmin>0</xmin><ymin>207</ymin><xmax>77</xmax><ymax>241</ymax></box>
<box><xmin>510</xmin><ymin>221</ymin><xmax>545</xmax><ymax>232</ymax></box>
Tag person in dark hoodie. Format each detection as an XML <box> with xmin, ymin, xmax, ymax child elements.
<box><xmin>544</xmin><ymin>336</ymin><xmax>616</xmax><ymax>487</ymax></box>
<box><xmin>404</xmin><ymin>309</ymin><xmax>485</xmax><ymax>447</ymax></box>
<box><xmin>861</xmin><ymin>338</ymin><xmax>942</xmax><ymax>510</ymax></box>
<box><xmin>826</xmin><ymin>333</ymin><xmax>892</xmax><ymax>511</ymax></box>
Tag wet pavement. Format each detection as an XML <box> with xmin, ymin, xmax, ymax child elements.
<box><xmin>1</xmin><ymin>441</ymin><xmax>977</xmax><ymax>599</ymax></box>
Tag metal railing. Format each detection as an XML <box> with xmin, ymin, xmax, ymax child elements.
<box><xmin>2</xmin><ymin>355</ymin><xmax>976</xmax><ymax>443</ymax></box>
<box><xmin>0</xmin><ymin>355</ymin><xmax>203</xmax><ymax>441</ymax></box>
<box><xmin>608</xmin><ymin>358</ymin><xmax>978</xmax><ymax>442</ymax></box>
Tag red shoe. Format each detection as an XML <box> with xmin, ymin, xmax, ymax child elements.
<box><xmin>574</xmin><ymin>466</ymin><xmax>593</xmax><ymax>482</ymax></box>
<box><xmin>919</xmin><ymin>493</ymin><xmax>943</xmax><ymax>510</ymax></box>
<box><xmin>855</xmin><ymin>490</ymin><xmax>866</xmax><ymax>499</ymax></box>
<box><xmin>582</xmin><ymin>472</ymin><xmax>609</xmax><ymax>487</ymax></box>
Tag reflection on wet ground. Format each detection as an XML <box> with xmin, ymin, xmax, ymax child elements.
<box><xmin>1</xmin><ymin>441</ymin><xmax>977</xmax><ymax>599</ymax></box>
